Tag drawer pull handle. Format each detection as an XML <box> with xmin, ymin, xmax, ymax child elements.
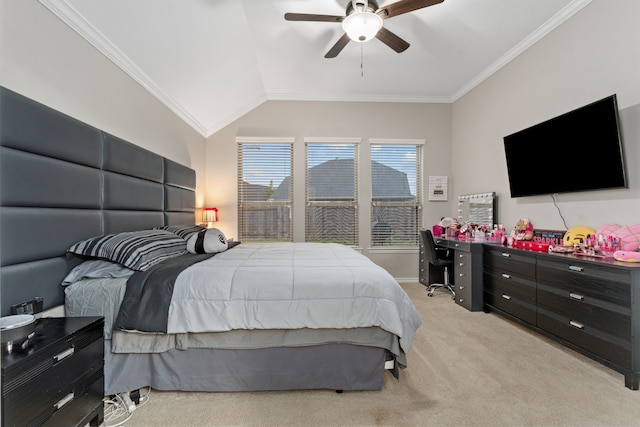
<box><xmin>458</xmin><ymin>273</ymin><xmax>465</xmax><ymax>277</ymax></box>
<box><xmin>569</xmin><ymin>320</ymin><xmax>585</xmax><ymax>330</ymax></box>
<box><xmin>501</xmin><ymin>274</ymin><xmax>511</xmax><ymax>279</ymax></box>
<box><xmin>501</xmin><ymin>253</ymin><xmax>511</xmax><ymax>257</ymax></box>
<box><xmin>502</xmin><ymin>294</ymin><xmax>512</xmax><ymax>300</ymax></box>
<box><xmin>53</xmin><ymin>347</ymin><xmax>74</xmax><ymax>363</ymax></box>
<box><xmin>459</xmin><ymin>254</ymin><xmax>464</xmax><ymax>258</ymax></box>
<box><xmin>459</xmin><ymin>286</ymin><xmax>465</xmax><ymax>290</ymax></box>
<box><xmin>568</xmin><ymin>265</ymin><xmax>584</xmax><ymax>272</ymax></box>
<box><xmin>454</xmin><ymin>243</ymin><xmax>460</xmax><ymax>248</ymax></box>
<box><xmin>569</xmin><ymin>293</ymin><xmax>585</xmax><ymax>301</ymax></box>
<box><xmin>54</xmin><ymin>392</ymin><xmax>74</xmax><ymax>410</ymax></box>
<box><xmin>459</xmin><ymin>262</ymin><xmax>465</xmax><ymax>267</ymax></box>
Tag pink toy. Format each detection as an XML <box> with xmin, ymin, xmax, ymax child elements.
<box><xmin>612</xmin><ymin>224</ymin><xmax>640</xmax><ymax>252</ymax></box>
<box><xmin>614</xmin><ymin>250</ymin><xmax>640</xmax><ymax>263</ymax></box>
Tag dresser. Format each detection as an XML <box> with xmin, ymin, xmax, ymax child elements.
<box><xmin>1</xmin><ymin>316</ymin><xmax>104</xmax><ymax>427</ymax></box>
<box><xmin>483</xmin><ymin>246</ymin><xmax>640</xmax><ymax>390</ymax></box>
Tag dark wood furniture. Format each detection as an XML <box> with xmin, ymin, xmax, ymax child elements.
<box><xmin>1</xmin><ymin>316</ymin><xmax>104</xmax><ymax>426</ymax></box>
<box><xmin>483</xmin><ymin>245</ymin><xmax>640</xmax><ymax>390</ymax></box>
<box><xmin>421</xmin><ymin>236</ymin><xmax>486</xmax><ymax>311</ymax></box>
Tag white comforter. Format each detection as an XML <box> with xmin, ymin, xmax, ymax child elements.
<box><xmin>167</xmin><ymin>242</ymin><xmax>422</xmax><ymax>353</ymax></box>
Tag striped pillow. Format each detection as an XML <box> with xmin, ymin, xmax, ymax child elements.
<box><xmin>154</xmin><ymin>224</ymin><xmax>206</xmax><ymax>240</ymax></box>
<box><xmin>67</xmin><ymin>230</ymin><xmax>188</xmax><ymax>271</ymax></box>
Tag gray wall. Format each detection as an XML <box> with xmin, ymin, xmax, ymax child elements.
<box><xmin>452</xmin><ymin>0</ymin><xmax>640</xmax><ymax>231</ymax></box>
<box><xmin>0</xmin><ymin>0</ymin><xmax>206</xmax><ymax>202</ymax></box>
<box><xmin>2</xmin><ymin>0</ymin><xmax>638</xmax><ymax>281</ymax></box>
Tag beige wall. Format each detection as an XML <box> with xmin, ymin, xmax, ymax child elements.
<box><xmin>206</xmin><ymin>100</ymin><xmax>453</xmax><ymax>280</ymax></box>
<box><xmin>0</xmin><ymin>0</ymin><xmax>206</xmax><ymax>201</ymax></box>
<box><xmin>452</xmin><ymin>0</ymin><xmax>640</xmax><ymax>232</ymax></box>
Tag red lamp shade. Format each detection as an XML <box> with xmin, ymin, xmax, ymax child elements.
<box><xmin>202</xmin><ymin>207</ymin><xmax>219</xmax><ymax>223</ymax></box>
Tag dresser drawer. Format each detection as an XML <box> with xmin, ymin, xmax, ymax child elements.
<box><xmin>537</xmin><ymin>258</ymin><xmax>631</xmax><ymax>307</ymax></box>
<box><xmin>484</xmin><ymin>269</ymin><xmax>536</xmax><ymax>303</ymax></box>
<box><xmin>537</xmin><ymin>283</ymin><xmax>630</xmax><ymax>341</ymax></box>
<box><xmin>537</xmin><ymin>306</ymin><xmax>631</xmax><ymax>368</ymax></box>
<box><xmin>484</xmin><ymin>288</ymin><xmax>537</xmax><ymax>325</ymax></box>
<box><xmin>484</xmin><ymin>247</ymin><xmax>536</xmax><ymax>278</ymax></box>
<box><xmin>484</xmin><ymin>268</ymin><xmax>537</xmax><ymax>324</ymax></box>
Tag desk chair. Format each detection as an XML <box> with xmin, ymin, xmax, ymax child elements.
<box><xmin>420</xmin><ymin>229</ymin><xmax>455</xmax><ymax>299</ymax></box>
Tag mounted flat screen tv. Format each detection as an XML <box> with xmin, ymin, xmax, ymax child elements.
<box><xmin>503</xmin><ymin>94</ymin><xmax>627</xmax><ymax>198</ymax></box>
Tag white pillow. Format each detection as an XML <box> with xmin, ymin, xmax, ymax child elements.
<box><xmin>186</xmin><ymin>228</ymin><xmax>228</xmax><ymax>254</ymax></box>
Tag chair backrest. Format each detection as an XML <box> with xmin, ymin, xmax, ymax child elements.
<box><xmin>420</xmin><ymin>228</ymin><xmax>440</xmax><ymax>265</ymax></box>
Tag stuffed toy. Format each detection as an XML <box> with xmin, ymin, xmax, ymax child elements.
<box><xmin>511</xmin><ymin>218</ymin><xmax>534</xmax><ymax>241</ymax></box>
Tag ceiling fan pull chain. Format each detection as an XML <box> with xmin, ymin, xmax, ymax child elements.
<box><xmin>361</xmin><ymin>43</ymin><xmax>364</xmax><ymax>77</ymax></box>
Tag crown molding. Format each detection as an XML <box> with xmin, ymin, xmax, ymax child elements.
<box><xmin>451</xmin><ymin>0</ymin><xmax>592</xmax><ymax>101</ymax></box>
<box><xmin>39</xmin><ymin>0</ymin><xmax>210</xmax><ymax>137</ymax></box>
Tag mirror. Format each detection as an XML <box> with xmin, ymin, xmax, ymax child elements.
<box><xmin>457</xmin><ymin>192</ymin><xmax>497</xmax><ymax>226</ymax></box>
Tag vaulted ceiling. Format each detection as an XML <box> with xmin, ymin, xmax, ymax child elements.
<box><xmin>39</xmin><ymin>0</ymin><xmax>589</xmax><ymax>137</ymax></box>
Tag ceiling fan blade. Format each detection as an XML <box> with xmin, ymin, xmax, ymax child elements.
<box><xmin>284</xmin><ymin>13</ymin><xmax>345</xmax><ymax>23</ymax></box>
<box><xmin>325</xmin><ymin>33</ymin><xmax>351</xmax><ymax>58</ymax></box>
<box><xmin>375</xmin><ymin>27</ymin><xmax>410</xmax><ymax>53</ymax></box>
<box><xmin>377</xmin><ymin>0</ymin><xmax>444</xmax><ymax>19</ymax></box>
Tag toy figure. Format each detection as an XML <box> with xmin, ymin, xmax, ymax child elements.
<box><xmin>511</xmin><ymin>218</ymin><xmax>534</xmax><ymax>241</ymax></box>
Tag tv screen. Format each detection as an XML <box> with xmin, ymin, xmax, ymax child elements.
<box><xmin>503</xmin><ymin>94</ymin><xmax>627</xmax><ymax>198</ymax></box>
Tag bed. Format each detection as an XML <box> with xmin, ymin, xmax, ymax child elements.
<box><xmin>0</xmin><ymin>86</ymin><xmax>422</xmax><ymax>395</ymax></box>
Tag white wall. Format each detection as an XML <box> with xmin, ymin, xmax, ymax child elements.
<box><xmin>0</xmin><ymin>0</ymin><xmax>206</xmax><ymax>200</ymax></box>
<box><xmin>206</xmin><ymin>100</ymin><xmax>453</xmax><ymax>279</ymax></box>
<box><xmin>452</xmin><ymin>0</ymin><xmax>640</xmax><ymax>232</ymax></box>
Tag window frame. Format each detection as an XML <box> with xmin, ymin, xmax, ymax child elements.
<box><xmin>304</xmin><ymin>137</ymin><xmax>361</xmax><ymax>246</ymax></box>
<box><xmin>236</xmin><ymin>137</ymin><xmax>294</xmax><ymax>242</ymax></box>
<box><xmin>369</xmin><ymin>138</ymin><xmax>424</xmax><ymax>248</ymax></box>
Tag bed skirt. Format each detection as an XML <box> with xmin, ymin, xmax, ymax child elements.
<box><xmin>104</xmin><ymin>340</ymin><xmax>389</xmax><ymax>395</ymax></box>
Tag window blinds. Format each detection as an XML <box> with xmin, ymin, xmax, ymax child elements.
<box><xmin>237</xmin><ymin>141</ymin><xmax>293</xmax><ymax>242</ymax></box>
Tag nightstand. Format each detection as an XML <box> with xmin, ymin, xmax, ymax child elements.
<box><xmin>1</xmin><ymin>316</ymin><xmax>104</xmax><ymax>427</ymax></box>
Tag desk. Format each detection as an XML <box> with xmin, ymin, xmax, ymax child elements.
<box><xmin>420</xmin><ymin>235</ymin><xmax>489</xmax><ymax>311</ymax></box>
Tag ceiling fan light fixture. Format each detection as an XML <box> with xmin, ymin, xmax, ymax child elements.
<box><xmin>342</xmin><ymin>11</ymin><xmax>383</xmax><ymax>42</ymax></box>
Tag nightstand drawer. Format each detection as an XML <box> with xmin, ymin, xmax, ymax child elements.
<box><xmin>2</xmin><ymin>338</ymin><xmax>103</xmax><ymax>426</ymax></box>
<box><xmin>2</xmin><ymin>317</ymin><xmax>104</xmax><ymax>427</ymax></box>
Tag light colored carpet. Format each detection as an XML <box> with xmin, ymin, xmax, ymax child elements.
<box><xmin>120</xmin><ymin>282</ymin><xmax>640</xmax><ymax>426</ymax></box>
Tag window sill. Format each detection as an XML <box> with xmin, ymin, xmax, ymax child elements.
<box><xmin>368</xmin><ymin>246</ymin><xmax>418</xmax><ymax>254</ymax></box>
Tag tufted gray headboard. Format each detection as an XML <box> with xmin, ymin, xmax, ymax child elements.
<box><xmin>0</xmin><ymin>86</ymin><xmax>196</xmax><ymax>316</ymax></box>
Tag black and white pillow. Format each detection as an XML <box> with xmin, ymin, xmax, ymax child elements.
<box><xmin>154</xmin><ymin>224</ymin><xmax>206</xmax><ymax>240</ymax></box>
<box><xmin>67</xmin><ymin>229</ymin><xmax>188</xmax><ymax>271</ymax></box>
<box><xmin>186</xmin><ymin>228</ymin><xmax>228</xmax><ymax>254</ymax></box>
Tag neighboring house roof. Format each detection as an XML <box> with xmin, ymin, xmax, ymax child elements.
<box><xmin>270</xmin><ymin>159</ymin><xmax>414</xmax><ymax>201</ymax></box>
<box><xmin>240</xmin><ymin>180</ymin><xmax>273</xmax><ymax>201</ymax></box>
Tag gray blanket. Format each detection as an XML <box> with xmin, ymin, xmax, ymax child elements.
<box><xmin>164</xmin><ymin>242</ymin><xmax>422</xmax><ymax>353</ymax></box>
<box><xmin>113</xmin><ymin>252</ymin><xmax>214</xmax><ymax>333</ymax></box>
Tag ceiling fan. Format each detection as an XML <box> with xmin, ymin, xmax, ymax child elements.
<box><xmin>284</xmin><ymin>0</ymin><xmax>444</xmax><ymax>58</ymax></box>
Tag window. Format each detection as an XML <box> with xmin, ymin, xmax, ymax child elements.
<box><xmin>370</xmin><ymin>141</ymin><xmax>423</xmax><ymax>246</ymax></box>
<box><xmin>237</xmin><ymin>138</ymin><xmax>293</xmax><ymax>242</ymax></box>
<box><xmin>305</xmin><ymin>139</ymin><xmax>359</xmax><ymax>245</ymax></box>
